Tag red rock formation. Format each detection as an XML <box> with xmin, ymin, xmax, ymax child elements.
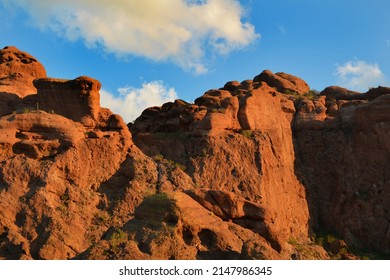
<box><xmin>30</xmin><ymin>76</ymin><xmax>101</xmax><ymax>127</ymax></box>
<box><xmin>0</xmin><ymin>46</ymin><xmax>46</xmax><ymax>97</ymax></box>
<box><xmin>253</xmin><ymin>70</ymin><xmax>310</xmax><ymax>95</ymax></box>
<box><xmin>294</xmin><ymin>85</ymin><xmax>390</xmax><ymax>255</ymax></box>
<box><xmin>1</xmin><ymin>46</ymin><xmax>389</xmax><ymax>260</ymax></box>
<box><xmin>79</xmin><ymin>192</ymin><xmax>284</xmax><ymax>260</ymax></box>
<box><xmin>0</xmin><ymin>110</ymin><xmax>135</xmax><ymax>259</ymax></box>
<box><xmin>131</xmin><ymin>73</ymin><xmax>311</xmax><ymax>253</ymax></box>
<box><xmin>131</xmin><ymin>72</ymin><xmax>390</xmax><ymax>258</ymax></box>
<box><xmin>0</xmin><ymin>92</ymin><xmax>20</xmax><ymax>117</ymax></box>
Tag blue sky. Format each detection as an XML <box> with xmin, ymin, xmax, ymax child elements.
<box><xmin>1</xmin><ymin>0</ymin><xmax>389</xmax><ymax>122</ymax></box>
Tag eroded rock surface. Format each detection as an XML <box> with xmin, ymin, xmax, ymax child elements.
<box><xmin>1</xmin><ymin>47</ymin><xmax>389</xmax><ymax>260</ymax></box>
<box><xmin>0</xmin><ymin>46</ymin><xmax>46</xmax><ymax>97</ymax></box>
<box><xmin>294</xmin><ymin>85</ymin><xmax>390</xmax><ymax>255</ymax></box>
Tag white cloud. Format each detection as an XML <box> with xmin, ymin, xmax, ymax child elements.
<box><xmin>100</xmin><ymin>81</ymin><xmax>178</xmax><ymax>123</ymax></box>
<box><xmin>8</xmin><ymin>0</ymin><xmax>259</xmax><ymax>73</ymax></box>
<box><xmin>335</xmin><ymin>60</ymin><xmax>387</xmax><ymax>91</ymax></box>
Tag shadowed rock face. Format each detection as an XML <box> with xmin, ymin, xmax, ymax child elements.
<box><xmin>0</xmin><ymin>47</ymin><xmax>389</xmax><ymax>260</ymax></box>
<box><xmin>294</xmin><ymin>86</ymin><xmax>390</xmax><ymax>254</ymax></box>
<box><xmin>31</xmin><ymin>77</ymin><xmax>102</xmax><ymax>126</ymax></box>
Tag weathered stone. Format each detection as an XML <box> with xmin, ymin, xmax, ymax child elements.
<box><xmin>253</xmin><ymin>70</ymin><xmax>310</xmax><ymax>94</ymax></box>
<box><xmin>0</xmin><ymin>46</ymin><xmax>47</xmax><ymax>97</ymax></box>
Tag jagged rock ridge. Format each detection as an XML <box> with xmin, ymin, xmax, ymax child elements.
<box><xmin>0</xmin><ymin>46</ymin><xmax>389</xmax><ymax>260</ymax></box>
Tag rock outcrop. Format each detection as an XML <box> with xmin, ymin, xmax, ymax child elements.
<box><xmin>253</xmin><ymin>70</ymin><xmax>310</xmax><ymax>95</ymax></box>
<box><xmin>131</xmin><ymin>75</ymin><xmax>311</xmax><ymax>254</ymax></box>
<box><xmin>1</xmin><ymin>46</ymin><xmax>389</xmax><ymax>260</ymax></box>
<box><xmin>294</xmin><ymin>85</ymin><xmax>390</xmax><ymax>255</ymax></box>
<box><xmin>0</xmin><ymin>46</ymin><xmax>46</xmax><ymax>97</ymax></box>
<box><xmin>131</xmin><ymin>69</ymin><xmax>390</xmax><ymax>258</ymax></box>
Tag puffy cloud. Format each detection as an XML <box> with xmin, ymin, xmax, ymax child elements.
<box><xmin>9</xmin><ymin>0</ymin><xmax>259</xmax><ymax>73</ymax></box>
<box><xmin>335</xmin><ymin>60</ymin><xmax>387</xmax><ymax>91</ymax></box>
<box><xmin>100</xmin><ymin>80</ymin><xmax>177</xmax><ymax>123</ymax></box>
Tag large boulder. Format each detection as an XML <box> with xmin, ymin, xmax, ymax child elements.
<box><xmin>0</xmin><ymin>46</ymin><xmax>46</xmax><ymax>97</ymax></box>
<box><xmin>321</xmin><ymin>86</ymin><xmax>361</xmax><ymax>100</ymax></box>
<box><xmin>30</xmin><ymin>76</ymin><xmax>101</xmax><ymax>126</ymax></box>
<box><xmin>253</xmin><ymin>70</ymin><xmax>310</xmax><ymax>94</ymax></box>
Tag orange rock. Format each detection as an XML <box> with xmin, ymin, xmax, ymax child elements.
<box><xmin>132</xmin><ymin>72</ymin><xmax>310</xmax><ymax>253</ymax></box>
<box><xmin>0</xmin><ymin>46</ymin><xmax>46</xmax><ymax>97</ymax></box>
<box><xmin>2</xmin><ymin>46</ymin><xmax>387</xmax><ymax>260</ymax></box>
<box><xmin>30</xmin><ymin>76</ymin><xmax>101</xmax><ymax>126</ymax></box>
<box><xmin>253</xmin><ymin>70</ymin><xmax>310</xmax><ymax>94</ymax></box>
<box><xmin>321</xmin><ymin>86</ymin><xmax>361</xmax><ymax>100</ymax></box>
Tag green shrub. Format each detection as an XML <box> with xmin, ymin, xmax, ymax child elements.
<box><xmin>174</xmin><ymin>162</ymin><xmax>187</xmax><ymax>172</ymax></box>
<box><xmin>305</xmin><ymin>89</ymin><xmax>320</xmax><ymax>100</ymax></box>
<box><xmin>153</xmin><ymin>154</ymin><xmax>186</xmax><ymax>172</ymax></box>
<box><xmin>240</xmin><ymin>130</ymin><xmax>253</xmax><ymax>139</ymax></box>
<box><xmin>110</xmin><ymin>228</ymin><xmax>128</xmax><ymax>248</ymax></box>
<box><xmin>95</xmin><ymin>211</ymin><xmax>111</xmax><ymax>224</ymax></box>
<box><xmin>284</xmin><ymin>89</ymin><xmax>298</xmax><ymax>96</ymax></box>
<box><xmin>153</xmin><ymin>154</ymin><xmax>164</xmax><ymax>161</ymax></box>
<box><xmin>284</xmin><ymin>89</ymin><xmax>320</xmax><ymax>100</ymax></box>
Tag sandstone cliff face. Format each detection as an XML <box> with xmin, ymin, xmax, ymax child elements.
<box><xmin>0</xmin><ymin>98</ymin><xmax>137</xmax><ymax>259</ymax></box>
<box><xmin>131</xmin><ymin>75</ymin><xmax>310</xmax><ymax>254</ymax></box>
<box><xmin>294</xmin><ymin>86</ymin><xmax>390</xmax><ymax>255</ymax></box>
<box><xmin>0</xmin><ymin>46</ymin><xmax>388</xmax><ymax>260</ymax></box>
<box><xmin>131</xmin><ymin>72</ymin><xmax>390</xmax><ymax>258</ymax></box>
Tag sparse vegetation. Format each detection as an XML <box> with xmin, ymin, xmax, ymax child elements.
<box><xmin>144</xmin><ymin>192</ymin><xmax>171</xmax><ymax>204</ymax></box>
<box><xmin>210</xmin><ymin>107</ymin><xmax>226</xmax><ymax>113</ymax></box>
<box><xmin>13</xmin><ymin>102</ymin><xmax>58</xmax><ymax>115</ymax></box>
<box><xmin>60</xmin><ymin>192</ymin><xmax>70</xmax><ymax>203</ymax></box>
<box><xmin>312</xmin><ymin>231</ymin><xmax>338</xmax><ymax>247</ymax></box>
<box><xmin>153</xmin><ymin>154</ymin><xmax>164</xmax><ymax>161</ymax></box>
<box><xmin>174</xmin><ymin>162</ymin><xmax>187</xmax><ymax>172</ymax></box>
<box><xmin>153</xmin><ymin>154</ymin><xmax>187</xmax><ymax>172</ymax></box>
<box><xmin>284</xmin><ymin>89</ymin><xmax>297</xmax><ymax>96</ymax></box>
<box><xmin>191</xmin><ymin>147</ymin><xmax>208</xmax><ymax>159</ymax></box>
<box><xmin>312</xmin><ymin>230</ymin><xmax>356</xmax><ymax>259</ymax></box>
<box><xmin>306</xmin><ymin>89</ymin><xmax>320</xmax><ymax>99</ymax></box>
<box><xmin>284</xmin><ymin>89</ymin><xmax>320</xmax><ymax>100</ymax></box>
<box><xmin>56</xmin><ymin>204</ymin><xmax>69</xmax><ymax>219</ymax></box>
<box><xmin>56</xmin><ymin>190</ymin><xmax>73</xmax><ymax>220</ymax></box>
<box><xmin>15</xmin><ymin>105</ymin><xmax>38</xmax><ymax>114</ymax></box>
<box><xmin>240</xmin><ymin>129</ymin><xmax>253</xmax><ymax>139</ymax></box>
<box><xmin>107</xmin><ymin>228</ymin><xmax>128</xmax><ymax>254</ymax></box>
<box><xmin>287</xmin><ymin>236</ymin><xmax>327</xmax><ymax>259</ymax></box>
<box><xmin>95</xmin><ymin>211</ymin><xmax>111</xmax><ymax>225</ymax></box>
<box><xmin>139</xmin><ymin>192</ymin><xmax>178</xmax><ymax>228</ymax></box>
<box><xmin>110</xmin><ymin>228</ymin><xmax>128</xmax><ymax>247</ymax></box>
